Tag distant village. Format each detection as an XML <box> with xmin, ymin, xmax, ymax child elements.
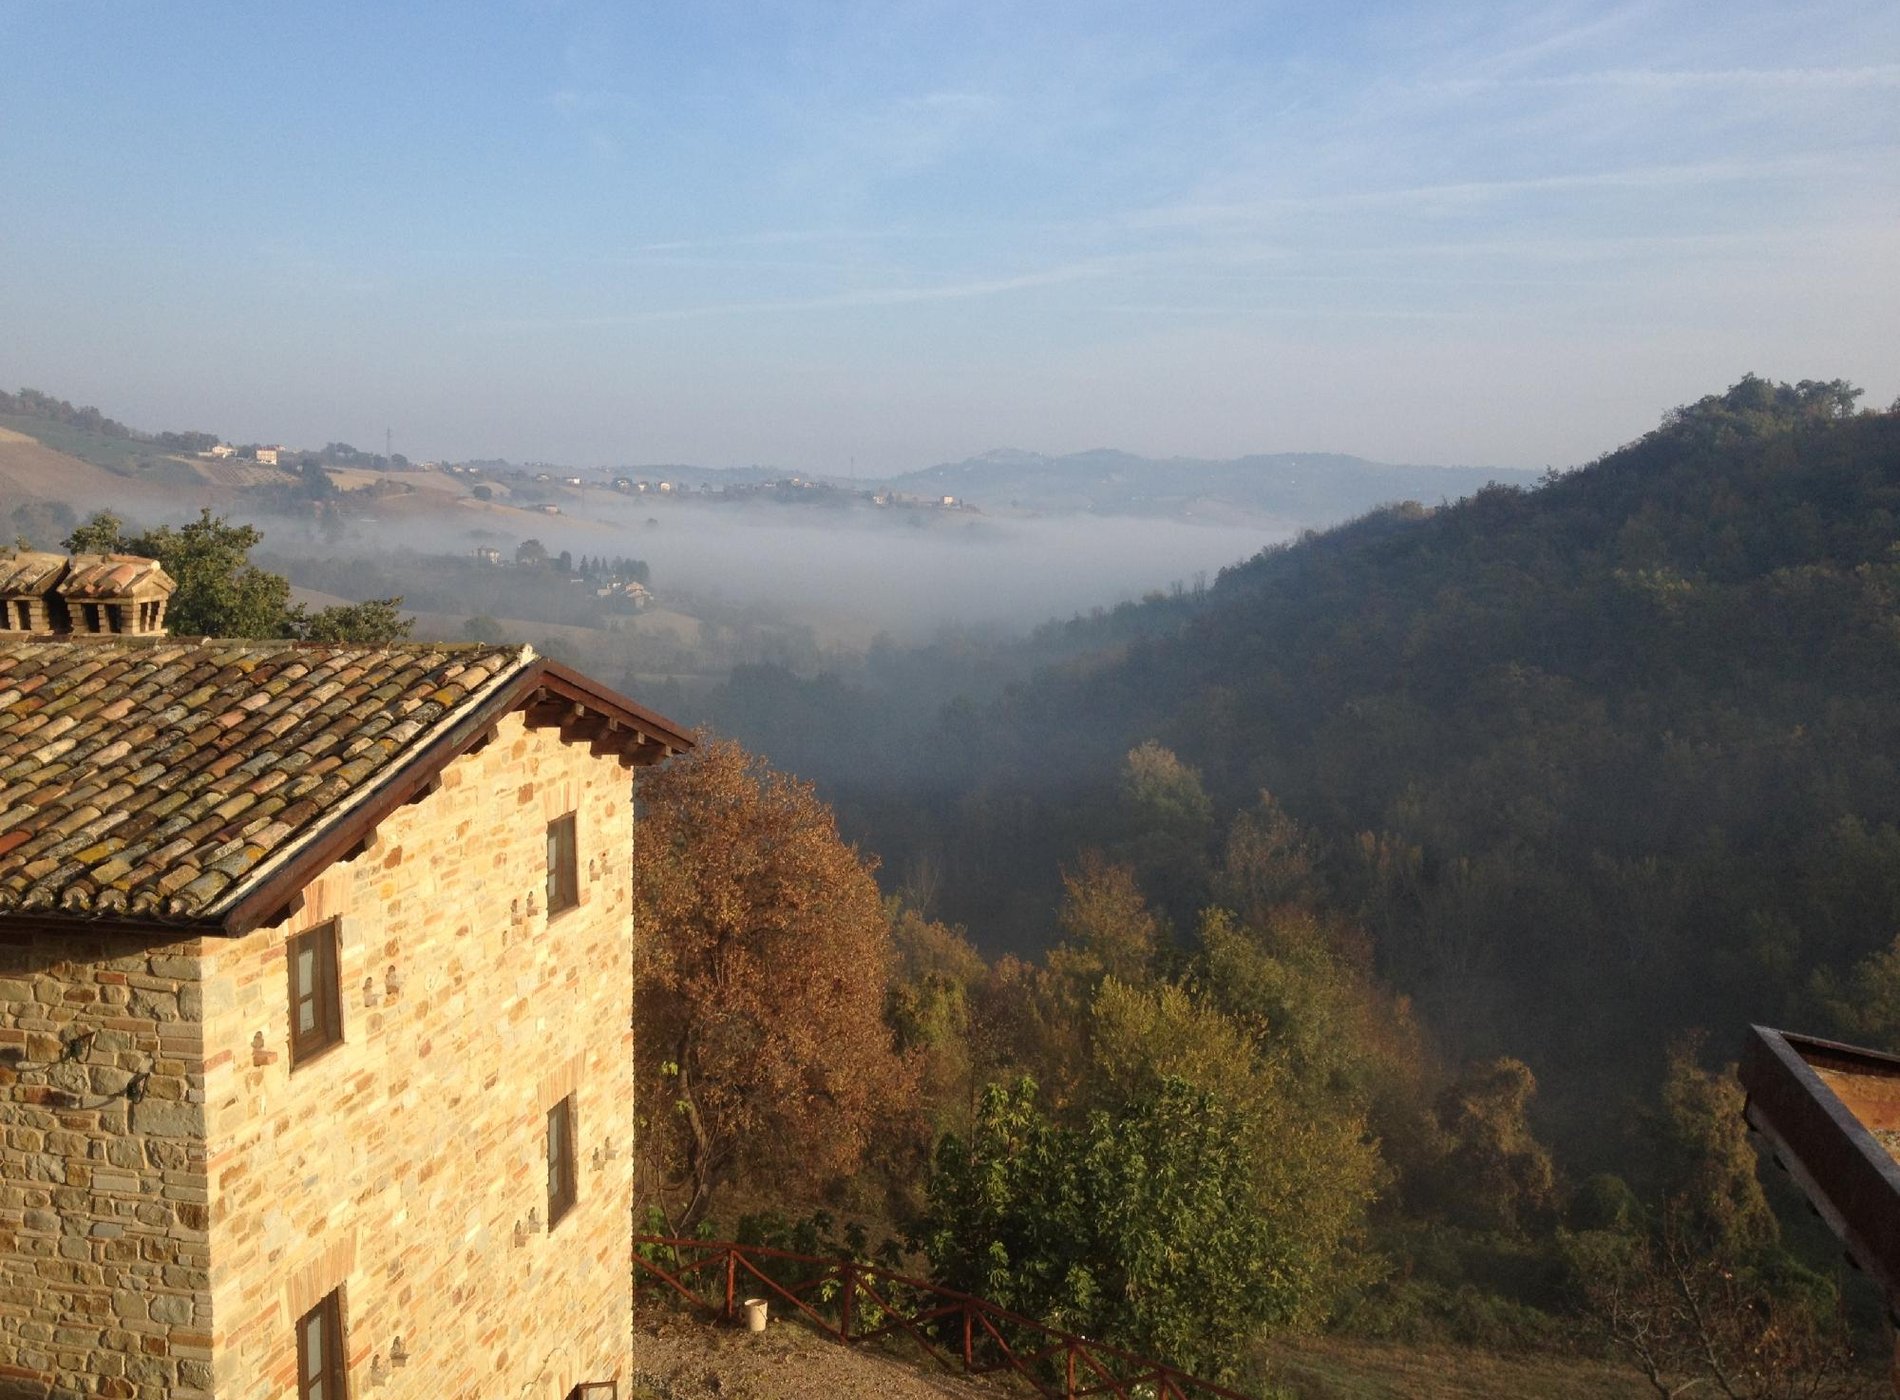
<box><xmin>490</xmin><ymin>464</ymin><xmax>971</xmax><ymax>515</ymax></box>
<box><xmin>195</xmin><ymin>439</ymin><xmax>974</xmax><ymax>520</ymax></box>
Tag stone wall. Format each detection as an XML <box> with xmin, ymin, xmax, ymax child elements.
<box><xmin>1</xmin><ymin>707</ymin><xmax>640</xmax><ymax>1399</ymax></box>
<box><xmin>199</xmin><ymin>710</ymin><xmax>637</xmax><ymax>1398</ymax></box>
<box><xmin>0</xmin><ymin>931</ymin><xmax>213</xmax><ymax>1399</ymax></box>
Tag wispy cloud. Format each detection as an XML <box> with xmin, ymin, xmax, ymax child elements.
<box><xmin>1455</xmin><ymin>5</ymin><xmax>1651</xmax><ymax>81</ymax></box>
<box><xmin>1128</xmin><ymin>153</ymin><xmax>1879</xmax><ymax>231</ymax></box>
<box><xmin>10</xmin><ymin>0</ymin><xmax>1899</xmax><ymax>467</ymax></box>
<box><xmin>479</xmin><ymin>261</ymin><xmax>1113</xmax><ymax>330</ymax></box>
<box><xmin>1104</xmin><ymin>304</ymin><xmax>1490</xmax><ymax>322</ymax></box>
<box><xmin>1430</xmin><ymin>63</ymin><xmax>1900</xmax><ymax>95</ymax></box>
<box><xmin>616</xmin><ymin>227</ymin><xmax>954</xmax><ymax>255</ymax></box>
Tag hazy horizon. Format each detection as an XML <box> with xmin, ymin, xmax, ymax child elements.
<box><xmin>2</xmin><ymin>2</ymin><xmax>1896</xmax><ymax>474</ymax></box>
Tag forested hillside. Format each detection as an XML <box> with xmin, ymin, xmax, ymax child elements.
<box><xmin>708</xmin><ymin>377</ymin><xmax>1900</xmax><ymax>1160</ymax></box>
<box><xmin>652</xmin><ymin>381</ymin><xmax>1900</xmax><ymax>1392</ymax></box>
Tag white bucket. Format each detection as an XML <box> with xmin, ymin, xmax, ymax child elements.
<box><xmin>743</xmin><ymin>1297</ymin><xmax>768</xmax><ymax>1333</ymax></box>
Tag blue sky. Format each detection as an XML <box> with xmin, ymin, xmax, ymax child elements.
<box><xmin>1</xmin><ymin>0</ymin><xmax>1895</xmax><ymax>471</ymax></box>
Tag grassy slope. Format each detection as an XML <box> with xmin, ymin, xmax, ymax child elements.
<box><xmin>1262</xmin><ymin>1337</ymin><xmax>1650</xmax><ymax>1399</ymax></box>
<box><xmin>0</xmin><ymin>424</ymin><xmax>185</xmax><ymax>510</ymax></box>
<box><xmin>0</xmin><ymin>413</ymin><xmax>172</xmax><ymax>475</ymax></box>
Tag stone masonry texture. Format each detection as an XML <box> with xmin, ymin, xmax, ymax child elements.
<box><xmin>0</xmin><ymin>930</ymin><xmax>211</xmax><ymax>1399</ymax></box>
<box><xmin>1</xmin><ymin>709</ymin><xmax>638</xmax><ymax>1398</ymax></box>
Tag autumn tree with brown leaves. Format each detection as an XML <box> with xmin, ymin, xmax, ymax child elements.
<box><xmin>631</xmin><ymin>739</ymin><xmax>917</xmax><ymax>1230</ymax></box>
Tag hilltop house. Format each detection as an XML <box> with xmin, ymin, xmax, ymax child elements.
<box><xmin>595</xmin><ymin>580</ymin><xmax>651</xmax><ymax>612</ymax></box>
<box><xmin>254</xmin><ymin>447</ymin><xmax>280</xmax><ymax>467</ymax></box>
<box><xmin>0</xmin><ymin>557</ymin><xmax>690</xmax><ymax>1398</ymax></box>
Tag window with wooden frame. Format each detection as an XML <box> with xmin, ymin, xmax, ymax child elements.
<box><xmin>546</xmin><ymin>812</ymin><xmax>579</xmax><ymax>916</ymax></box>
<box><xmin>567</xmin><ymin>1385</ymin><xmax>617</xmax><ymax>1400</ymax></box>
<box><xmin>296</xmin><ymin>1288</ymin><xmax>347</xmax><ymax>1400</ymax></box>
<box><xmin>288</xmin><ymin>920</ymin><xmax>343</xmax><ymax>1066</ymax></box>
<box><xmin>548</xmin><ymin>1094</ymin><xmax>578</xmax><ymax>1228</ymax></box>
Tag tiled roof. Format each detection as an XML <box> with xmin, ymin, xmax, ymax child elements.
<box><xmin>0</xmin><ymin>639</ymin><xmax>529</xmax><ymax>923</ymax></box>
<box><xmin>59</xmin><ymin>554</ymin><xmax>175</xmax><ymax>600</ymax></box>
<box><xmin>0</xmin><ymin>551</ymin><xmax>68</xmax><ymax>595</ymax></box>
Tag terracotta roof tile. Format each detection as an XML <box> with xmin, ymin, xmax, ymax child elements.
<box><xmin>0</xmin><ymin>551</ymin><xmax>70</xmax><ymax>595</ymax></box>
<box><xmin>58</xmin><ymin>555</ymin><xmax>175</xmax><ymax>601</ymax></box>
<box><xmin>0</xmin><ymin>638</ymin><xmax>528</xmax><ymax>923</ymax></box>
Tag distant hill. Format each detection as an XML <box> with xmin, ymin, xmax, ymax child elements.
<box><xmin>705</xmin><ymin>377</ymin><xmax>1900</xmax><ymax>1164</ymax></box>
<box><xmin>954</xmin><ymin>380</ymin><xmax>1900</xmax><ymax>1134</ymax></box>
<box><xmin>884</xmin><ymin>447</ymin><xmax>1540</xmax><ymax>523</ymax></box>
<box><xmin>0</xmin><ymin>422</ymin><xmax>194</xmax><ymax>520</ymax></box>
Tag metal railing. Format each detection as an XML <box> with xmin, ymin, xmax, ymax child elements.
<box><xmin>631</xmin><ymin>1235</ymin><xmax>1257</xmax><ymax>1400</ymax></box>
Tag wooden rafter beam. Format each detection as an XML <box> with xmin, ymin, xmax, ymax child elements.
<box><xmin>561</xmin><ymin>713</ymin><xmax>612</xmax><ymax>746</ymax></box>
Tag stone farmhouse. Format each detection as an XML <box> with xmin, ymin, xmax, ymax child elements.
<box><xmin>0</xmin><ymin>556</ymin><xmax>691</xmax><ymax>1399</ymax></box>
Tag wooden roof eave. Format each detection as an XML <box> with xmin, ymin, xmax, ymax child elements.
<box><xmin>211</xmin><ymin>658</ymin><xmax>691</xmax><ymax>936</ymax></box>
<box><xmin>519</xmin><ymin>664</ymin><xmax>693</xmax><ymax>769</ymax></box>
<box><xmin>0</xmin><ymin>912</ymin><xmax>227</xmax><ymax>944</ymax></box>
<box><xmin>1739</xmin><ymin>1024</ymin><xmax>1900</xmax><ymax>1309</ymax></box>
<box><xmin>535</xmin><ymin>659</ymin><xmax>695</xmax><ymax>757</ymax></box>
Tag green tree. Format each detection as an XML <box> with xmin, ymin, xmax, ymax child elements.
<box><xmin>1122</xmin><ymin>740</ymin><xmax>1214</xmax><ymax>836</ymax></box>
<box><xmin>289</xmin><ymin>597</ymin><xmax>410</xmax><ymax>644</ymax></box>
<box><xmin>917</xmin><ymin>1074</ymin><xmax>1296</xmax><ymax>1380</ymax></box>
<box><xmin>1571</xmin><ymin>1040</ymin><xmax>1860</xmax><ymax>1398</ymax></box>
<box><xmin>1654</xmin><ymin>1034</ymin><xmax>1775</xmax><ymax>1256</ymax></box>
<box><xmin>1811</xmin><ymin>932</ymin><xmax>1900</xmax><ymax>1053</ymax></box>
<box><xmin>1426</xmin><ymin>1058</ymin><xmax>1560</xmax><ymax>1236</ymax></box>
<box><xmin>63</xmin><ymin>510</ymin><xmax>126</xmax><ymax>554</ymax></box>
<box><xmin>886</xmin><ymin>906</ymin><xmax>990</xmax><ymax>1138</ymax></box>
<box><xmin>62</xmin><ymin>507</ymin><xmax>410</xmax><ymax>643</ymax></box>
<box><xmin>1086</xmin><ymin>976</ymin><xmax>1380</xmax><ymax>1324</ymax></box>
<box><xmin>1114</xmin><ymin>741</ymin><xmax>1216</xmax><ymax>923</ymax></box>
<box><xmin>298</xmin><ymin>461</ymin><xmax>337</xmax><ymax>500</ymax></box>
<box><xmin>71</xmin><ymin>508</ymin><xmax>287</xmax><ymax>637</ymax></box>
<box><xmin>1047</xmin><ymin>853</ymin><xmax>1161</xmax><ymax>992</ymax></box>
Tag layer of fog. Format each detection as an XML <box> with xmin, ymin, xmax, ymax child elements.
<box><xmin>536</xmin><ymin>502</ymin><xmax>1284</xmax><ymax>641</ymax></box>
<box><xmin>266</xmin><ymin>496</ymin><xmax>1289</xmax><ymax>644</ymax></box>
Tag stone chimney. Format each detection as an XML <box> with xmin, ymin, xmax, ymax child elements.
<box><xmin>0</xmin><ymin>550</ymin><xmax>176</xmax><ymax>636</ymax></box>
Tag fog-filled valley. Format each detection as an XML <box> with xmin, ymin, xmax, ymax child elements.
<box><xmin>9</xmin><ymin>2</ymin><xmax>1900</xmax><ymax>1393</ymax></box>
<box><xmin>8</xmin><ymin>374</ymin><xmax>1900</xmax><ymax>1393</ymax></box>
<box><xmin>1</xmin><ymin>387</ymin><xmax>1538</xmax><ymax>678</ymax></box>
<box><xmin>306</xmin><ymin>506</ymin><xmax>1286</xmax><ymax>644</ymax></box>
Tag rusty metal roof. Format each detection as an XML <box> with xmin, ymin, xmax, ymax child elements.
<box><xmin>1739</xmin><ymin>1025</ymin><xmax>1900</xmax><ymax>1310</ymax></box>
<box><xmin>0</xmin><ymin>638</ymin><xmax>691</xmax><ymax>935</ymax></box>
